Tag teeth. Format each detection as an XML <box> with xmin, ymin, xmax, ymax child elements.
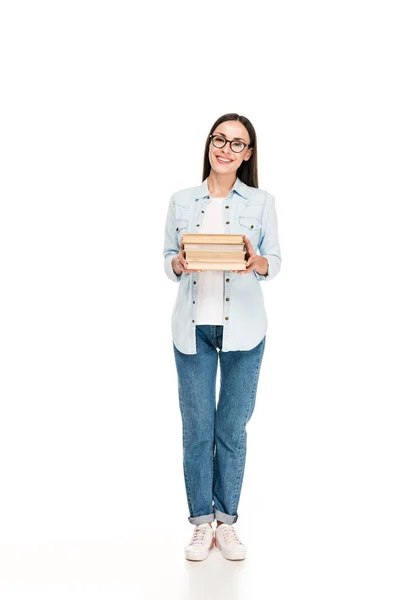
<box><xmin>218</xmin><ymin>157</ymin><xmax>231</xmax><ymax>162</ymax></box>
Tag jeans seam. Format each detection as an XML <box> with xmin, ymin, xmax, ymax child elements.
<box><xmin>212</xmin><ymin>325</ymin><xmax>218</xmax><ymax>350</ymax></box>
<box><xmin>178</xmin><ymin>377</ymin><xmax>194</xmax><ymax>516</ymax></box>
<box><xmin>231</xmin><ymin>340</ymin><xmax>265</xmax><ymax>512</ymax></box>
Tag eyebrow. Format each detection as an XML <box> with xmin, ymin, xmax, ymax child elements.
<box><xmin>215</xmin><ymin>131</ymin><xmax>247</xmax><ymax>143</ymax></box>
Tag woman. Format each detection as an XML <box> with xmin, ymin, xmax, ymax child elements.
<box><xmin>163</xmin><ymin>113</ymin><xmax>282</xmax><ymax>561</ymax></box>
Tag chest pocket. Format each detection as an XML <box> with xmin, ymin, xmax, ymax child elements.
<box><xmin>238</xmin><ymin>216</ymin><xmax>261</xmax><ymax>231</ymax></box>
<box><xmin>238</xmin><ymin>215</ymin><xmax>262</xmax><ymax>249</ymax></box>
<box><xmin>175</xmin><ymin>219</ymin><xmax>188</xmax><ymax>244</ymax></box>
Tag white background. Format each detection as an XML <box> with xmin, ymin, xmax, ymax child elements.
<box><xmin>1</xmin><ymin>0</ymin><xmax>399</xmax><ymax>598</ymax></box>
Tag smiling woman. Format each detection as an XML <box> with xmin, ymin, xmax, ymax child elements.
<box><xmin>163</xmin><ymin>112</ymin><xmax>282</xmax><ymax>562</ymax></box>
<box><xmin>205</xmin><ymin>118</ymin><xmax>256</xmax><ymax>187</ymax></box>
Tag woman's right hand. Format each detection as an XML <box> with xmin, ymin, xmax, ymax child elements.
<box><xmin>172</xmin><ymin>239</ymin><xmax>203</xmax><ymax>275</ymax></box>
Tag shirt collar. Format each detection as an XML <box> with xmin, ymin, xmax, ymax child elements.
<box><xmin>193</xmin><ymin>176</ymin><xmax>249</xmax><ymax>201</ymax></box>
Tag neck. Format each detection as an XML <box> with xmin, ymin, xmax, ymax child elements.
<box><xmin>207</xmin><ymin>170</ymin><xmax>237</xmax><ymax>197</ymax></box>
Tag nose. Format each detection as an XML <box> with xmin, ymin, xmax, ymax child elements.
<box><xmin>221</xmin><ymin>142</ymin><xmax>233</xmax><ymax>156</ymax></box>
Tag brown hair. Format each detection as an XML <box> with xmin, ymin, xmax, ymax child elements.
<box><xmin>202</xmin><ymin>113</ymin><xmax>258</xmax><ymax>187</ymax></box>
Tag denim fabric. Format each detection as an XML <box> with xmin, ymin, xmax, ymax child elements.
<box><xmin>173</xmin><ymin>324</ymin><xmax>266</xmax><ymax>525</ymax></box>
<box><xmin>163</xmin><ymin>176</ymin><xmax>282</xmax><ymax>354</ymax></box>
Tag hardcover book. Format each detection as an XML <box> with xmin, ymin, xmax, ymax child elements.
<box><xmin>181</xmin><ymin>234</ymin><xmax>247</xmax><ymax>271</ymax></box>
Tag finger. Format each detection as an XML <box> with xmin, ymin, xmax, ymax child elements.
<box><xmin>243</xmin><ymin>235</ymin><xmax>254</xmax><ymax>256</ymax></box>
<box><xmin>182</xmin><ymin>267</ymin><xmax>201</xmax><ymax>273</ymax></box>
<box><xmin>246</xmin><ymin>255</ymin><xmax>257</xmax><ymax>267</ymax></box>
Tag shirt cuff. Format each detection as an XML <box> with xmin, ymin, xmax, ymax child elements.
<box><xmin>165</xmin><ymin>254</ymin><xmax>182</xmax><ymax>282</ymax></box>
<box><xmin>253</xmin><ymin>257</ymin><xmax>269</xmax><ymax>281</ymax></box>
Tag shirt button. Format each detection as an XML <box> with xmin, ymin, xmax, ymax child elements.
<box><xmin>193</xmin><ymin>300</ymin><xmax>195</xmax><ymax>304</ymax></box>
<box><xmin>250</xmin><ymin>225</ymin><xmax>254</xmax><ymax>229</ymax></box>
<box><xmin>226</xmin><ymin>278</ymin><xmax>230</xmax><ymax>282</ymax></box>
<box><xmin>201</xmin><ymin>210</ymin><xmax>204</xmax><ymax>213</ymax></box>
<box><xmin>225</xmin><ymin>206</ymin><xmax>229</xmax><ymax>209</ymax></box>
<box><xmin>225</xmin><ymin>317</ymin><xmax>229</xmax><ymax>320</ymax></box>
<box><xmin>195</xmin><ymin>199</ymin><xmax>198</xmax><ymax>201</ymax></box>
<box><xmin>206</xmin><ymin>195</ymin><xmax>210</xmax><ymax>199</ymax></box>
<box><xmin>226</xmin><ymin>221</ymin><xmax>230</xmax><ymax>225</ymax></box>
<box><xmin>192</xmin><ymin>319</ymin><xmax>195</xmax><ymax>323</ymax></box>
<box><xmin>193</xmin><ymin>281</ymin><xmax>196</xmax><ymax>285</ymax></box>
<box><xmin>196</xmin><ymin>224</ymin><xmax>200</xmax><ymax>227</ymax></box>
<box><xmin>226</xmin><ymin>298</ymin><xmax>230</xmax><ymax>301</ymax></box>
<box><xmin>176</xmin><ymin>227</ymin><xmax>179</xmax><ymax>231</ymax></box>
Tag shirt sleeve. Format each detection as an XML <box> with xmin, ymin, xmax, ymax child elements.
<box><xmin>163</xmin><ymin>193</ymin><xmax>182</xmax><ymax>283</ymax></box>
<box><xmin>253</xmin><ymin>192</ymin><xmax>282</xmax><ymax>282</ymax></box>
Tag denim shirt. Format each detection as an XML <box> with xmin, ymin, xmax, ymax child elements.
<box><xmin>163</xmin><ymin>176</ymin><xmax>282</xmax><ymax>354</ymax></box>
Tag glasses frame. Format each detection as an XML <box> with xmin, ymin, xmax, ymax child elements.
<box><xmin>209</xmin><ymin>134</ymin><xmax>252</xmax><ymax>154</ymax></box>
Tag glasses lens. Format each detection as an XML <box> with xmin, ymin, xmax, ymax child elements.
<box><xmin>212</xmin><ymin>136</ymin><xmax>226</xmax><ymax>148</ymax></box>
<box><xmin>231</xmin><ymin>141</ymin><xmax>245</xmax><ymax>153</ymax></box>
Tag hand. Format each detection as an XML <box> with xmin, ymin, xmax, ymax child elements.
<box><xmin>172</xmin><ymin>238</ymin><xmax>203</xmax><ymax>275</ymax></box>
<box><xmin>231</xmin><ymin>236</ymin><xmax>269</xmax><ymax>276</ymax></box>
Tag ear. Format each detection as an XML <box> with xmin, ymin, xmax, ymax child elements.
<box><xmin>244</xmin><ymin>148</ymin><xmax>253</xmax><ymax>161</ymax></box>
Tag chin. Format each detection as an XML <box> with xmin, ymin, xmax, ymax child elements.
<box><xmin>211</xmin><ymin>160</ymin><xmax>235</xmax><ymax>173</ymax></box>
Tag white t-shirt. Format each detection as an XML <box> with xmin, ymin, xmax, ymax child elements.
<box><xmin>195</xmin><ymin>196</ymin><xmax>227</xmax><ymax>325</ymax></box>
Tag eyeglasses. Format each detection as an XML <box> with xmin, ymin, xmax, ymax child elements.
<box><xmin>209</xmin><ymin>134</ymin><xmax>251</xmax><ymax>154</ymax></box>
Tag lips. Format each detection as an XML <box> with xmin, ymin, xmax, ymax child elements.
<box><xmin>216</xmin><ymin>155</ymin><xmax>233</xmax><ymax>164</ymax></box>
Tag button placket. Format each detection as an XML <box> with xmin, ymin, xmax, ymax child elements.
<box><xmin>222</xmin><ymin>276</ymin><xmax>231</xmax><ymax>351</ymax></box>
<box><xmin>223</xmin><ymin>276</ymin><xmax>232</xmax><ymax>323</ymax></box>
<box><xmin>194</xmin><ymin>194</ymin><xmax>210</xmax><ymax>230</ymax></box>
<box><xmin>224</xmin><ymin>190</ymin><xmax>233</xmax><ymax>233</ymax></box>
<box><xmin>191</xmin><ymin>275</ymin><xmax>197</xmax><ymax>324</ymax></box>
<box><xmin>191</xmin><ymin>193</ymin><xmax>215</xmax><ymax>328</ymax></box>
<box><xmin>222</xmin><ymin>191</ymin><xmax>234</xmax><ymax>336</ymax></box>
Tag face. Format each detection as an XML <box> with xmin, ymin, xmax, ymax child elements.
<box><xmin>208</xmin><ymin>120</ymin><xmax>253</xmax><ymax>176</ymax></box>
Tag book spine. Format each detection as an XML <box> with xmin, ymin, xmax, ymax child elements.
<box><xmin>184</xmin><ymin>245</ymin><xmax>245</xmax><ymax>251</ymax></box>
<box><xmin>186</xmin><ymin>262</ymin><xmax>247</xmax><ymax>270</ymax></box>
<box><xmin>185</xmin><ymin>253</ymin><xmax>245</xmax><ymax>260</ymax></box>
<box><xmin>182</xmin><ymin>236</ymin><xmax>244</xmax><ymax>244</ymax></box>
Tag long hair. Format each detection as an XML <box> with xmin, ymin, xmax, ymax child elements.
<box><xmin>202</xmin><ymin>113</ymin><xmax>258</xmax><ymax>188</ymax></box>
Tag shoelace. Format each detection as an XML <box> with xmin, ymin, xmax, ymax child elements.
<box><xmin>220</xmin><ymin>525</ymin><xmax>242</xmax><ymax>545</ymax></box>
<box><xmin>191</xmin><ymin>526</ymin><xmax>210</xmax><ymax>545</ymax></box>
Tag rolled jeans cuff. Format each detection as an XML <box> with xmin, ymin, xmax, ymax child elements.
<box><xmin>188</xmin><ymin>512</ymin><xmax>215</xmax><ymax>525</ymax></box>
<box><xmin>214</xmin><ymin>509</ymin><xmax>238</xmax><ymax>525</ymax></box>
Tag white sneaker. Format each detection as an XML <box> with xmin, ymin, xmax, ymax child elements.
<box><xmin>215</xmin><ymin>524</ymin><xmax>246</xmax><ymax>560</ymax></box>
<box><xmin>184</xmin><ymin>523</ymin><xmax>215</xmax><ymax>561</ymax></box>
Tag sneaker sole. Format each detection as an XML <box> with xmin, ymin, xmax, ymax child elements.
<box><xmin>215</xmin><ymin>539</ymin><xmax>246</xmax><ymax>560</ymax></box>
<box><xmin>185</xmin><ymin>539</ymin><xmax>215</xmax><ymax>561</ymax></box>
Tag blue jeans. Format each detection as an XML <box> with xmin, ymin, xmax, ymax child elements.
<box><xmin>173</xmin><ymin>325</ymin><xmax>266</xmax><ymax>526</ymax></box>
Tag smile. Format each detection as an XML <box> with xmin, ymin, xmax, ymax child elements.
<box><xmin>216</xmin><ymin>156</ymin><xmax>233</xmax><ymax>164</ymax></box>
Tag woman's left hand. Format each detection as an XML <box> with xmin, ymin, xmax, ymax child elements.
<box><xmin>231</xmin><ymin>235</ymin><xmax>269</xmax><ymax>275</ymax></box>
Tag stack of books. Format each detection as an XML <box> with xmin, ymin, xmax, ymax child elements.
<box><xmin>181</xmin><ymin>234</ymin><xmax>247</xmax><ymax>271</ymax></box>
